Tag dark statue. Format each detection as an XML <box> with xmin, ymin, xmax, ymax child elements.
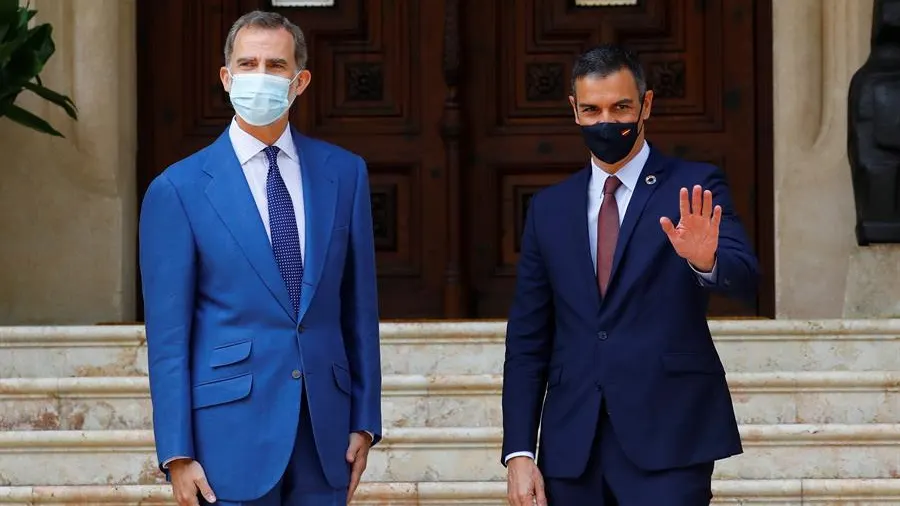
<box><xmin>848</xmin><ymin>0</ymin><xmax>900</xmax><ymax>245</ymax></box>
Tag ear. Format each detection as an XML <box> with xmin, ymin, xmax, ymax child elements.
<box><xmin>294</xmin><ymin>69</ymin><xmax>313</xmax><ymax>97</ymax></box>
<box><xmin>641</xmin><ymin>90</ymin><xmax>654</xmax><ymax>121</ymax></box>
<box><xmin>220</xmin><ymin>66</ymin><xmax>232</xmax><ymax>93</ymax></box>
<box><xmin>568</xmin><ymin>95</ymin><xmax>580</xmax><ymax>125</ymax></box>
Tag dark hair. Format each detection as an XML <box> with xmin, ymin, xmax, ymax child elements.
<box><xmin>225</xmin><ymin>11</ymin><xmax>308</xmax><ymax>70</ymax></box>
<box><xmin>571</xmin><ymin>44</ymin><xmax>647</xmax><ymax>98</ymax></box>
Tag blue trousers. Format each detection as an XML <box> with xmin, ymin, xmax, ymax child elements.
<box><xmin>543</xmin><ymin>403</ymin><xmax>715</xmax><ymax>506</ymax></box>
<box><xmin>202</xmin><ymin>390</ymin><xmax>347</xmax><ymax>506</ymax></box>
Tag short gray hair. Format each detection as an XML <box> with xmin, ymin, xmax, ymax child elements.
<box><xmin>224</xmin><ymin>11</ymin><xmax>308</xmax><ymax>70</ymax></box>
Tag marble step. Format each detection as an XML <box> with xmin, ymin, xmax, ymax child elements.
<box><xmin>1</xmin><ymin>372</ymin><xmax>898</xmax><ymax>431</ymax></box>
<box><xmin>0</xmin><ymin>479</ymin><xmax>900</xmax><ymax>506</ymax></box>
<box><xmin>3</xmin><ymin>480</ymin><xmax>900</xmax><ymax>505</ymax></box>
<box><xmin>2</xmin><ymin>320</ymin><xmax>899</xmax><ymax>377</ymax></box>
<box><xmin>0</xmin><ymin>425</ymin><xmax>898</xmax><ymax>486</ymax></box>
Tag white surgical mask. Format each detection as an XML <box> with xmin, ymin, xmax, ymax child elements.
<box><xmin>227</xmin><ymin>69</ymin><xmax>300</xmax><ymax>126</ymax></box>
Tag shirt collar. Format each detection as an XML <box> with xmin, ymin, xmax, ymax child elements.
<box><xmin>228</xmin><ymin>117</ymin><xmax>299</xmax><ymax>166</ymax></box>
<box><xmin>590</xmin><ymin>140</ymin><xmax>650</xmax><ymax>192</ymax></box>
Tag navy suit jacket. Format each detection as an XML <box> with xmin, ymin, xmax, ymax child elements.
<box><xmin>501</xmin><ymin>146</ymin><xmax>758</xmax><ymax>478</ymax></box>
<box><xmin>138</xmin><ymin>126</ymin><xmax>382</xmax><ymax>501</ymax></box>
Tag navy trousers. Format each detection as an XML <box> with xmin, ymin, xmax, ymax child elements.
<box><xmin>543</xmin><ymin>403</ymin><xmax>715</xmax><ymax>506</ymax></box>
<box><xmin>202</xmin><ymin>390</ymin><xmax>347</xmax><ymax>506</ymax></box>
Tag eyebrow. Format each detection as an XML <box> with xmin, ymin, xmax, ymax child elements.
<box><xmin>235</xmin><ymin>57</ymin><xmax>289</xmax><ymax>66</ymax></box>
<box><xmin>580</xmin><ymin>98</ymin><xmax>634</xmax><ymax>108</ymax></box>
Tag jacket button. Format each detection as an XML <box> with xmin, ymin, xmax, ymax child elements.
<box><xmin>291</xmin><ymin>370</ymin><xmax>302</xmax><ymax>379</ymax></box>
<box><xmin>297</xmin><ymin>324</ymin><xmax>305</xmax><ymax>333</ymax></box>
<box><xmin>597</xmin><ymin>331</ymin><xmax>608</xmax><ymax>340</ymax></box>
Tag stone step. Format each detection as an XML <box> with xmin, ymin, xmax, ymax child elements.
<box><xmin>0</xmin><ymin>425</ymin><xmax>897</xmax><ymax>485</ymax></box>
<box><xmin>2</xmin><ymin>372</ymin><xmax>898</xmax><ymax>431</ymax></box>
<box><xmin>3</xmin><ymin>480</ymin><xmax>900</xmax><ymax>505</ymax></box>
<box><xmin>2</xmin><ymin>320</ymin><xmax>899</xmax><ymax>377</ymax></box>
<box><xmin>3</xmin><ymin>479</ymin><xmax>900</xmax><ymax>505</ymax></box>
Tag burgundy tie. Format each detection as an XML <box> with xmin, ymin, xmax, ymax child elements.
<box><xmin>597</xmin><ymin>176</ymin><xmax>622</xmax><ymax>297</ymax></box>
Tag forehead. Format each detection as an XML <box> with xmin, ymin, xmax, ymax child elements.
<box><xmin>232</xmin><ymin>26</ymin><xmax>295</xmax><ymax>60</ymax></box>
<box><xmin>573</xmin><ymin>70</ymin><xmax>640</xmax><ymax>104</ymax></box>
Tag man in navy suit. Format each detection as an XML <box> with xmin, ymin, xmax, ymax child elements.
<box><xmin>139</xmin><ymin>11</ymin><xmax>381</xmax><ymax>506</ymax></box>
<box><xmin>502</xmin><ymin>44</ymin><xmax>759</xmax><ymax>505</ymax></box>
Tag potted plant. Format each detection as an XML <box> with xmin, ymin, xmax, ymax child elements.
<box><xmin>0</xmin><ymin>0</ymin><xmax>77</xmax><ymax>137</ymax></box>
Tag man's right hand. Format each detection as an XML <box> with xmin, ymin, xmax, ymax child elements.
<box><xmin>507</xmin><ymin>456</ymin><xmax>547</xmax><ymax>506</ymax></box>
<box><xmin>168</xmin><ymin>459</ymin><xmax>216</xmax><ymax>505</ymax></box>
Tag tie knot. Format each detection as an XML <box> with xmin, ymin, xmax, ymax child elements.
<box><xmin>263</xmin><ymin>145</ymin><xmax>280</xmax><ymax>167</ymax></box>
<box><xmin>603</xmin><ymin>176</ymin><xmax>621</xmax><ymax>195</ymax></box>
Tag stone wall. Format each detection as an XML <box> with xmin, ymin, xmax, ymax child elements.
<box><xmin>773</xmin><ymin>0</ymin><xmax>900</xmax><ymax>318</ymax></box>
<box><xmin>0</xmin><ymin>0</ymin><xmax>897</xmax><ymax>323</ymax></box>
<box><xmin>0</xmin><ymin>0</ymin><xmax>137</xmax><ymax>323</ymax></box>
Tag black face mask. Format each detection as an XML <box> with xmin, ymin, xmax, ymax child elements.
<box><xmin>580</xmin><ymin>99</ymin><xmax>645</xmax><ymax>165</ymax></box>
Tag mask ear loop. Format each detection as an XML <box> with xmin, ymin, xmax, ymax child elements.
<box><xmin>635</xmin><ymin>92</ymin><xmax>647</xmax><ymax>136</ymax></box>
<box><xmin>286</xmin><ymin>69</ymin><xmax>304</xmax><ymax>105</ymax></box>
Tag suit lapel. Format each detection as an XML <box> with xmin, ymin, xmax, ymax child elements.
<box><xmin>565</xmin><ymin>168</ymin><xmax>602</xmax><ymax>309</ymax></box>
<box><xmin>294</xmin><ymin>129</ymin><xmax>337</xmax><ymax>323</ymax></box>
<box><xmin>202</xmin><ymin>130</ymin><xmax>295</xmax><ymax>320</ymax></box>
<box><xmin>607</xmin><ymin>147</ymin><xmax>670</xmax><ymax>295</ymax></box>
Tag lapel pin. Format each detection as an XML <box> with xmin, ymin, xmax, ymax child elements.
<box><xmin>645</xmin><ymin>174</ymin><xmax>657</xmax><ymax>185</ymax></box>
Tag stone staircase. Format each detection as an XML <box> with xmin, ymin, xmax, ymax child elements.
<box><xmin>0</xmin><ymin>320</ymin><xmax>898</xmax><ymax>505</ymax></box>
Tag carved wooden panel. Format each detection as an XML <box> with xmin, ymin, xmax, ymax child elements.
<box><xmin>463</xmin><ymin>0</ymin><xmax>767</xmax><ymax>317</ymax></box>
<box><xmin>137</xmin><ymin>0</ymin><xmax>773</xmax><ymax>319</ymax></box>
<box><xmin>137</xmin><ymin>0</ymin><xmax>449</xmax><ymax>319</ymax></box>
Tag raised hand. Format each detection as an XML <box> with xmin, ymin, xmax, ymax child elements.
<box><xmin>660</xmin><ymin>185</ymin><xmax>721</xmax><ymax>272</ymax></box>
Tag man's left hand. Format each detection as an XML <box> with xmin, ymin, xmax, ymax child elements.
<box><xmin>660</xmin><ymin>185</ymin><xmax>720</xmax><ymax>272</ymax></box>
<box><xmin>346</xmin><ymin>431</ymin><xmax>372</xmax><ymax>504</ymax></box>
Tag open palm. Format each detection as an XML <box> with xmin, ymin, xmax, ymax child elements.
<box><xmin>660</xmin><ymin>185</ymin><xmax>721</xmax><ymax>271</ymax></box>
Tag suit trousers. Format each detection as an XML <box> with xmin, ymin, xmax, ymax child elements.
<box><xmin>202</xmin><ymin>387</ymin><xmax>347</xmax><ymax>506</ymax></box>
<box><xmin>543</xmin><ymin>402</ymin><xmax>715</xmax><ymax>506</ymax></box>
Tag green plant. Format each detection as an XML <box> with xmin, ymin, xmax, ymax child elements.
<box><xmin>0</xmin><ymin>0</ymin><xmax>77</xmax><ymax>137</ymax></box>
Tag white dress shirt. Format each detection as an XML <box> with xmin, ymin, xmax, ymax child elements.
<box><xmin>229</xmin><ymin>118</ymin><xmax>306</xmax><ymax>256</ymax></box>
<box><xmin>504</xmin><ymin>140</ymin><xmax>717</xmax><ymax>464</ymax></box>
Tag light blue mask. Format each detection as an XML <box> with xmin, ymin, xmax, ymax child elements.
<box><xmin>227</xmin><ymin>70</ymin><xmax>300</xmax><ymax>126</ymax></box>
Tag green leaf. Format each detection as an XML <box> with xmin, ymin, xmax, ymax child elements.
<box><xmin>23</xmin><ymin>80</ymin><xmax>76</xmax><ymax>119</ymax></box>
<box><xmin>0</xmin><ymin>3</ymin><xmax>78</xmax><ymax>138</ymax></box>
<box><xmin>0</xmin><ymin>26</ymin><xmax>30</xmax><ymax>66</ymax></box>
<box><xmin>0</xmin><ymin>0</ymin><xmax>18</xmax><ymax>23</ymax></box>
<box><xmin>2</xmin><ymin>102</ymin><xmax>64</xmax><ymax>137</ymax></box>
<box><xmin>4</xmin><ymin>23</ymin><xmax>54</xmax><ymax>82</ymax></box>
<box><xmin>0</xmin><ymin>86</ymin><xmax>22</xmax><ymax>103</ymax></box>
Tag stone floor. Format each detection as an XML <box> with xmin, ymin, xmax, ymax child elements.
<box><xmin>0</xmin><ymin>320</ymin><xmax>899</xmax><ymax>504</ymax></box>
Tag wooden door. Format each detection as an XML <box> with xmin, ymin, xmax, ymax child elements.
<box><xmin>137</xmin><ymin>0</ymin><xmax>773</xmax><ymax>320</ymax></box>
<box><xmin>136</xmin><ymin>0</ymin><xmax>452</xmax><ymax>319</ymax></box>
<box><xmin>461</xmin><ymin>0</ymin><xmax>773</xmax><ymax>318</ymax></box>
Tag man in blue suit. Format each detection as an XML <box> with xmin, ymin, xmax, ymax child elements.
<box><xmin>502</xmin><ymin>45</ymin><xmax>759</xmax><ymax>505</ymax></box>
<box><xmin>139</xmin><ymin>11</ymin><xmax>381</xmax><ymax>506</ymax></box>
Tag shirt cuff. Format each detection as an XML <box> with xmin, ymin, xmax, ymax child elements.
<box><xmin>688</xmin><ymin>257</ymin><xmax>718</xmax><ymax>283</ymax></box>
<box><xmin>161</xmin><ymin>456</ymin><xmax>191</xmax><ymax>469</ymax></box>
<box><xmin>504</xmin><ymin>451</ymin><xmax>536</xmax><ymax>464</ymax></box>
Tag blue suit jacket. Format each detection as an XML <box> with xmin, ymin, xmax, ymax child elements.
<box><xmin>501</xmin><ymin>146</ymin><xmax>758</xmax><ymax>477</ymax></box>
<box><xmin>138</xmin><ymin>126</ymin><xmax>382</xmax><ymax>501</ymax></box>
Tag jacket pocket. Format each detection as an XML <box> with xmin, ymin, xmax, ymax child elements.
<box><xmin>333</xmin><ymin>363</ymin><xmax>352</xmax><ymax>395</ymax></box>
<box><xmin>662</xmin><ymin>352</ymin><xmax>725</xmax><ymax>375</ymax></box>
<box><xmin>192</xmin><ymin>373</ymin><xmax>253</xmax><ymax>409</ymax></box>
<box><xmin>209</xmin><ymin>339</ymin><xmax>252</xmax><ymax>368</ymax></box>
